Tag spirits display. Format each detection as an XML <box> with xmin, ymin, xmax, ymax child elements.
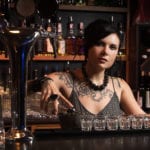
<box><xmin>76</xmin><ymin>22</ymin><xmax>85</xmax><ymax>55</ymax></box>
<box><xmin>44</xmin><ymin>19</ymin><xmax>54</xmax><ymax>54</ymax></box>
<box><xmin>65</xmin><ymin>16</ymin><xmax>76</xmax><ymax>55</ymax></box>
<box><xmin>56</xmin><ymin>17</ymin><xmax>66</xmax><ymax>55</ymax></box>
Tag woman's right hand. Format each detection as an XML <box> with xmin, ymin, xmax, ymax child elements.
<box><xmin>41</xmin><ymin>78</ymin><xmax>74</xmax><ymax>114</ymax></box>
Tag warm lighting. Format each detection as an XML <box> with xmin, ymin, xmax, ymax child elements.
<box><xmin>15</xmin><ymin>132</ymin><xmax>21</xmax><ymax>138</ymax></box>
<box><xmin>9</xmin><ymin>30</ymin><xmax>20</xmax><ymax>34</ymax></box>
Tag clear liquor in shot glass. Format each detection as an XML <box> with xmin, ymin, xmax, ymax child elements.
<box><xmin>131</xmin><ymin>115</ymin><xmax>144</xmax><ymax>129</ymax></box>
<box><xmin>0</xmin><ymin>120</ymin><xmax>5</xmax><ymax>149</ymax></box>
<box><xmin>143</xmin><ymin>115</ymin><xmax>150</xmax><ymax>129</ymax></box>
<box><xmin>118</xmin><ymin>115</ymin><xmax>131</xmax><ymax>130</ymax></box>
<box><xmin>80</xmin><ymin>114</ymin><xmax>93</xmax><ymax>131</ymax></box>
<box><xmin>106</xmin><ymin>116</ymin><xmax>119</xmax><ymax>131</ymax></box>
<box><xmin>93</xmin><ymin>116</ymin><xmax>106</xmax><ymax>131</ymax></box>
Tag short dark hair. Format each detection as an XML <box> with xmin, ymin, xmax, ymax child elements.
<box><xmin>84</xmin><ymin>19</ymin><xmax>120</xmax><ymax>58</ymax></box>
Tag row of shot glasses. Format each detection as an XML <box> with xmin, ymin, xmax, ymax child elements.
<box><xmin>80</xmin><ymin>114</ymin><xmax>150</xmax><ymax>131</ymax></box>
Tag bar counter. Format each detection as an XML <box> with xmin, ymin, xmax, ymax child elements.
<box><xmin>5</xmin><ymin>129</ymin><xmax>150</xmax><ymax>150</ymax></box>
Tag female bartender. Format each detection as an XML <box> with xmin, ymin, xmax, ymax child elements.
<box><xmin>39</xmin><ymin>19</ymin><xmax>146</xmax><ymax>117</ymax></box>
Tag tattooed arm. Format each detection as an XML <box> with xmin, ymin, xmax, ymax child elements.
<box><xmin>41</xmin><ymin>72</ymin><xmax>74</xmax><ymax>114</ymax></box>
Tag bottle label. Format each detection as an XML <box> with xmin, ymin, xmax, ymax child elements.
<box><xmin>58</xmin><ymin>40</ymin><xmax>66</xmax><ymax>55</ymax></box>
<box><xmin>58</xmin><ymin>23</ymin><xmax>62</xmax><ymax>33</ymax></box>
<box><xmin>44</xmin><ymin>38</ymin><xmax>54</xmax><ymax>53</ymax></box>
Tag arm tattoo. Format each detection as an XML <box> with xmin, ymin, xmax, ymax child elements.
<box><xmin>55</xmin><ymin>72</ymin><xmax>73</xmax><ymax>89</ymax></box>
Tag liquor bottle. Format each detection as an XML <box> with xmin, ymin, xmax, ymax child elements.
<box><xmin>76</xmin><ymin>22</ymin><xmax>85</xmax><ymax>55</ymax></box>
<box><xmin>64</xmin><ymin>61</ymin><xmax>70</xmax><ymax>73</ymax></box>
<box><xmin>44</xmin><ymin>19</ymin><xmax>54</xmax><ymax>55</ymax></box>
<box><xmin>0</xmin><ymin>0</ymin><xmax>8</xmax><ymax>15</ymax></box>
<box><xmin>33</xmin><ymin>69</ymin><xmax>38</xmax><ymax>80</ymax></box>
<box><xmin>67</xmin><ymin>0</ymin><xmax>76</xmax><ymax>5</ymax></box>
<box><xmin>87</xmin><ymin>0</ymin><xmax>95</xmax><ymax>6</ymax></box>
<box><xmin>145</xmin><ymin>72</ymin><xmax>150</xmax><ymax>112</ymax></box>
<box><xmin>118</xmin><ymin>22</ymin><xmax>126</xmax><ymax>50</ymax></box>
<box><xmin>56</xmin><ymin>17</ymin><xmax>66</xmax><ymax>56</ymax></box>
<box><xmin>117</xmin><ymin>0</ymin><xmax>125</xmax><ymax>7</ymax></box>
<box><xmin>76</xmin><ymin>0</ymin><xmax>86</xmax><ymax>6</ymax></box>
<box><xmin>110</xmin><ymin>15</ymin><xmax>115</xmax><ymax>25</ymax></box>
<box><xmin>34</xmin><ymin>21</ymin><xmax>45</xmax><ymax>55</ymax></box>
<box><xmin>65</xmin><ymin>16</ymin><xmax>76</xmax><ymax>55</ymax></box>
<box><xmin>137</xmin><ymin>71</ymin><xmax>146</xmax><ymax>109</ymax></box>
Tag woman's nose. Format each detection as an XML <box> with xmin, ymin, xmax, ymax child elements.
<box><xmin>102</xmin><ymin>46</ymin><xmax>109</xmax><ymax>54</ymax></box>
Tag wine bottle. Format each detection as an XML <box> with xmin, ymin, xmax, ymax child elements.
<box><xmin>65</xmin><ymin>16</ymin><xmax>76</xmax><ymax>55</ymax></box>
<box><xmin>56</xmin><ymin>16</ymin><xmax>66</xmax><ymax>56</ymax></box>
<box><xmin>138</xmin><ymin>71</ymin><xmax>146</xmax><ymax>110</ymax></box>
<box><xmin>76</xmin><ymin>22</ymin><xmax>85</xmax><ymax>55</ymax></box>
<box><xmin>145</xmin><ymin>72</ymin><xmax>150</xmax><ymax>112</ymax></box>
<box><xmin>34</xmin><ymin>21</ymin><xmax>45</xmax><ymax>55</ymax></box>
<box><xmin>44</xmin><ymin>19</ymin><xmax>54</xmax><ymax>55</ymax></box>
<box><xmin>118</xmin><ymin>22</ymin><xmax>126</xmax><ymax>50</ymax></box>
<box><xmin>33</xmin><ymin>69</ymin><xmax>38</xmax><ymax>80</ymax></box>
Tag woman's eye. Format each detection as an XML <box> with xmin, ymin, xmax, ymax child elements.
<box><xmin>110</xmin><ymin>44</ymin><xmax>118</xmax><ymax>50</ymax></box>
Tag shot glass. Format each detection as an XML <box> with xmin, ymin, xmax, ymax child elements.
<box><xmin>1</xmin><ymin>91</ymin><xmax>11</xmax><ymax>117</ymax></box>
<box><xmin>119</xmin><ymin>115</ymin><xmax>131</xmax><ymax>130</ymax></box>
<box><xmin>0</xmin><ymin>120</ymin><xmax>5</xmax><ymax>149</ymax></box>
<box><xmin>106</xmin><ymin>116</ymin><xmax>119</xmax><ymax>131</ymax></box>
<box><xmin>143</xmin><ymin>115</ymin><xmax>150</xmax><ymax>129</ymax></box>
<box><xmin>93</xmin><ymin>116</ymin><xmax>106</xmax><ymax>131</ymax></box>
<box><xmin>131</xmin><ymin>115</ymin><xmax>143</xmax><ymax>129</ymax></box>
<box><xmin>80</xmin><ymin>115</ymin><xmax>93</xmax><ymax>131</ymax></box>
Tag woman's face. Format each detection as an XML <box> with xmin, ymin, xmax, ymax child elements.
<box><xmin>87</xmin><ymin>33</ymin><xmax>120</xmax><ymax>70</ymax></box>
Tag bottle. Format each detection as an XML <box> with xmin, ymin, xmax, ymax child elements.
<box><xmin>110</xmin><ymin>15</ymin><xmax>115</xmax><ymax>25</ymax></box>
<box><xmin>64</xmin><ymin>61</ymin><xmax>70</xmax><ymax>73</ymax></box>
<box><xmin>76</xmin><ymin>22</ymin><xmax>85</xmax><ymax>55</ymax></box>
<box><xmin>0</xmin><ymin>0</ymin><xmax>8</xmax><ymax>15</ymax></box>
<box><xmin>145</xmin><ymin>72</ymin><xmax>150</xmax><ymax>112</ymax></box>
<box><xmin>118</xmin><ymin>22</ymin><xmax>126</xmax><ymax>50</ymax></box>
<box><xmin>117</xmin><ymin>0</ymin><xmax>125</xmax><ymax>7</ymax></box>
<box><xmin>34</xmin><ymin>21</ymin><xmax>45</xmax><ymax>55</ymax></box>
<box><xmin>76</xmin><ymin>0</ymin><xmax>86</xmax><ymax>6</ymax></box>
<box><xmin>44</xmin><ymin>19</ymin><xmax>54</xmax><ymax>55</ymax></box>
<box><xmin>56</xmin><ymin>17</ymin><xmax>66</xmax><ymax>56</ymax></box>
<box><xmin>67</xmin><ymin>0</ymin><xmax>76</xmax><ymax>5</ymax></box>
<box><xmin>137</xmin><ymin>71</ymin><xmax>146</xmax><ymax>109</ymax></box>
<box><xmin>33</xmin><ymin>69</ymin><xmax>38</xmax><ymax>80</ymax></box>
<box><xmin>65</xmin><ymin>16</ymin><xmax>76</xmax><ymax>55</ymax></box>
<box><xmin>0</xmin><ymin>120</ymin><xmax>5</xmax><ymax>149</ymax></box>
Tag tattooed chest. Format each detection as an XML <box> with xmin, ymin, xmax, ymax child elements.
<box><xmin>74</xmin><ymin>81</ymin><xmax>114</xmax><ymax>102</ymax></box>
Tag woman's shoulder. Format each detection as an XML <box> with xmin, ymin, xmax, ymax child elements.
<box><xmin>47</xmin><ymin>71</ymin><xmax>70</xmax><ymax>78</ymax></box>
<box><xmin>109</xmin><ymin>76</ymin><xmax>127</xmax><ymax>88</ymax></box>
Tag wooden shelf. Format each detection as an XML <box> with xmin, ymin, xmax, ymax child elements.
<box><xmin>0</xmin><ymin>54</ymin><xmax>9</xmax><ymax>61</ymax></box>
<box><xmin>33</xmin><ymin>55</ymin><xmax>127</xmax><ymax>61</ymax></box>
<box><xmin>59</xmin><ymin>5</ymin><xmax>128</xmax><ymax>13</ymax></box>
<box><xmin>0</xmin><ymin>54</ymin><xmax>127</xmax><ymax>61</ymax></box>
<box><xmin>33</xmin><ymin>54</ymin><xmax>85</xmax><ymax>61</ymax></box>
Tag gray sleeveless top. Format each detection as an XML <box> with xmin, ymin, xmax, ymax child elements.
<box><xmin>68</xmin><ymin>74</ymin><xmax>124</xmax><ymax>117</ymax></box>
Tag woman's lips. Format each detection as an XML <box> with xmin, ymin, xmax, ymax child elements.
<box><xmin>98</xmin><ymin>57</ymin><xmax>107</xmax><ymax>63</ymax></box>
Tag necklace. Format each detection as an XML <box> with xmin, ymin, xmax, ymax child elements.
<box><xmin>82</xmin><ymin>66</ymin><xmax>108</xmax><ymax>91</ymax></box>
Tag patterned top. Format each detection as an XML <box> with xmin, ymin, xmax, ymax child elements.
<box><xmin>68</xmin><ymin>74</ymin><xmax>124</xmax><ymax>117</ymax></box>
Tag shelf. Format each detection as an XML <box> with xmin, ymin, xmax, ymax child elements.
<box><xmin>0</xmin><ymin>54</ymin><xmax>127</xmax><ymax>61</ymax></box>
<box><xmin>33</xmin><ymin>55</ymin><xmax>127</xmax><ymax>61</ymax></box>
<box><xmin>33</xmin><ymin>55</ymin><xmax>85</xmax><ymax>61</ymax></box>
<box><xmin>59</xmin><ymin>5</ymin><xmax>128</xmax><ymax>13</ymax></box>
<box><xmin>0</xmin><ymin>54</ymin><xmax>9</xmax><ymax>61</ymax></box>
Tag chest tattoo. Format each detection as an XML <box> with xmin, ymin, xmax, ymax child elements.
<box><xmin>75</xmin><ymin>81</ymin><xmax>114</xmax><ymax>102</ymax></box>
